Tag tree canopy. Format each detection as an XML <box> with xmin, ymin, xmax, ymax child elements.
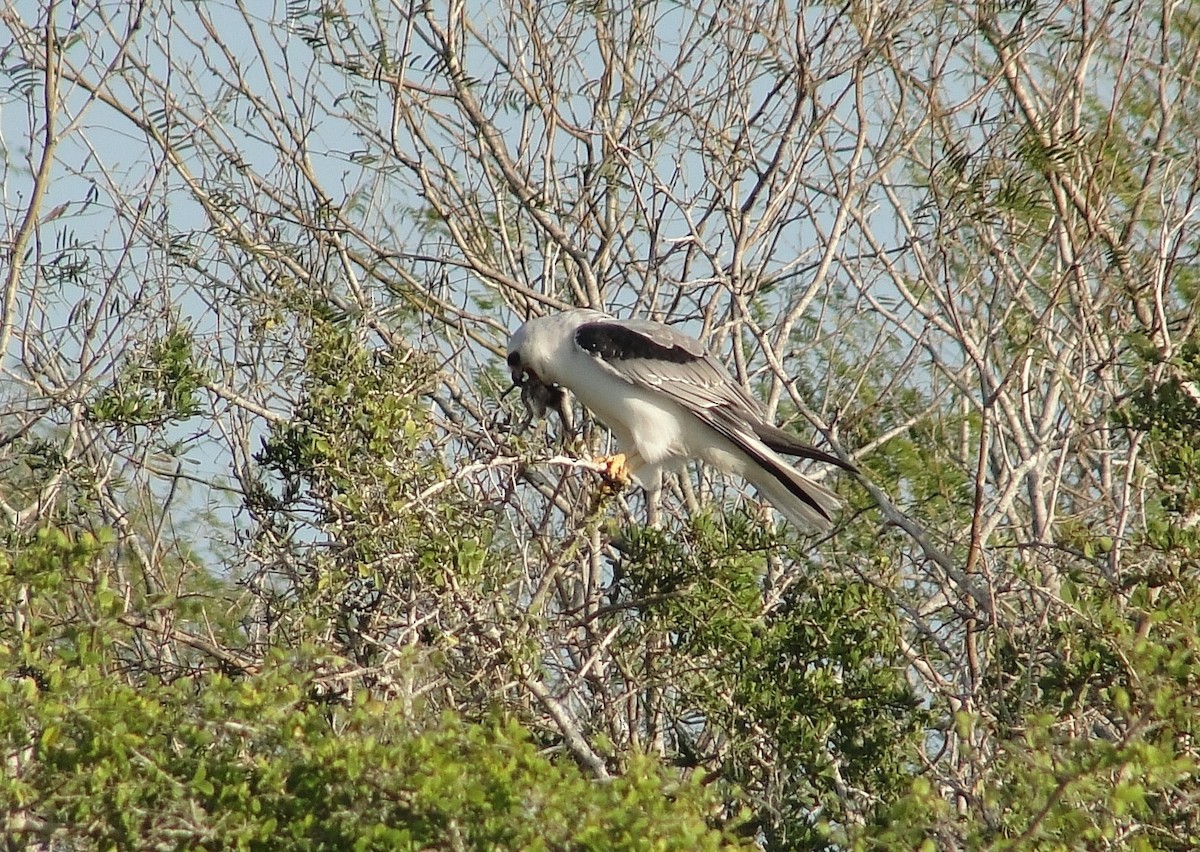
<box><xmin>2</xmin><ymin>1</ymin><xmax>1199</xmax><ymax>849</ymax></box>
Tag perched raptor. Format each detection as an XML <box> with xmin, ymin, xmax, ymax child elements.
<box><xmin>506</xmin><ymin>309</ymin><xmax>855</xmax><ymax>530</ymax></box>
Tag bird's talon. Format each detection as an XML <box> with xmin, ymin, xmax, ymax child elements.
<box><xmin>594</xmin><ymin>453</ymin><xmax>631</xmax><ymax>487</ymax></box>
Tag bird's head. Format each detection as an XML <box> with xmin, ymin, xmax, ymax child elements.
<box><xmin>505</xmin><ymin>311</ymin><xmax>589</xmax><ymax>390</ymax></box>
<box><xmin>506</xmin><ymin>312</ymin><xmax>595</xmax><ymax>434</ymax></box>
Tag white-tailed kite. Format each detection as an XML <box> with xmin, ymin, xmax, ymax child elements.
<box><xmin>506</xmin><ymin>309</ymin><xmax>855</xmax><ymax>530</ymax></box>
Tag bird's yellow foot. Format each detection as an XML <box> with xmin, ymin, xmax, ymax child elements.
<box><xmin>594</xmin><ymin>453</ymin><xmax>631</xmax><ymax>488</ymax></box>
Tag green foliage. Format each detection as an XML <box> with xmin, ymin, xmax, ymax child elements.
<box><xmin>251</xmin><ymin>321</ymin><xmax>453</xmax><ymax>565</ymax></box>
<box><xmin>1118</xmin><ymin>337</ymin><xmax>1200</xmax><ymax>539</ymax></box>
<box><xmin>256</xmin><ymin>322</ymin><xmax>434</xmax><ymax>499</ymax></box>
<box><xmin>3</xmin><ymin>665</ymin><xmax>738</xmax><ymax>851</ymax></box>
<box><xmin>87</xmin><ymin>327</ymin><xmax>204</xmax><ymax>427</ymax></box>
<box><xmin>0</xmin><ymin>526</ymin><xmax>742</xmax><ymax>851</ymax></box>
<box><xmin>874</xmin><ymin>571</ymin><xmax>1200</xmax><ymax>851</ymax></box>
<box><xmin>612</xmin><ymin>518</ymin><xmax>925</xmax><ymax>849</ymax></box>
<box><xmin>247</xmin><ymin>322</ymin><xmax>500</xmax><ymax>650</ymax></box>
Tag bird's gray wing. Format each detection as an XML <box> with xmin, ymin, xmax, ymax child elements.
<box><xmin>572</xmin><ymin>317</ymin><xmax>763</xmax><ymax>413</ymax></box>
<box><xmin>573</xmin><ymin>318</ymin><xmax>856</xmax><ymax>472</ymax></box>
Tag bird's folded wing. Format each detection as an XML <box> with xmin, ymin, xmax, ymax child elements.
<box><xmin>575</xmin><ymin>319</ymin><xmax>855</xmax><ymax>472</ymax></box>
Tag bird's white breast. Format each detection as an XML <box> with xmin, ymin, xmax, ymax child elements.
<box><xmin>553</xmin><ymin>347</ymin><xmax>689</xmax><ymax>469</ymax></box>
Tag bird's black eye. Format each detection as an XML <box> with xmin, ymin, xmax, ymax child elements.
<box><xmin>506</xmin><ymin>351</ymin><xmax>521</xmax><ymax>368</ymax></box>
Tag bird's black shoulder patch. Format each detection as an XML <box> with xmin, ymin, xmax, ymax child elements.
<box><xmin>575</xmin><ymin>321</ymin><xmax>701</xmax><ymax>364</ymax></box>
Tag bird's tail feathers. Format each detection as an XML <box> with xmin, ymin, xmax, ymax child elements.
<box><xmin>751</xmin><ymin>421</ymin><xmax>858</xmax><ymax>473</ymax></box>
<box><xmin>741</xmin><ymin>450</ymin><xmax>843</xmax><ymax>532</ymax></box>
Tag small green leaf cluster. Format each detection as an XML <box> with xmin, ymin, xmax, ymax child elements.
<box><xmin>87</xmin><ymin>327</ymin><xmax>204</xmax><ymax>427</ymax></box>
<box><xmin>256</xmin><ymin>322</ymin><xmax>434</xmax><ymax>493</ymax></box>
<box><xmin>1118</xmin><ymin>337</ymin><xmax>1200</xmax><ymax>545</ymax></box>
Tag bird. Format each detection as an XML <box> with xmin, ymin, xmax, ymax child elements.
<box><xmin>506</xmin><ymin>309</ymin><xmax>855</xmax><ymax>530</ymax></box>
